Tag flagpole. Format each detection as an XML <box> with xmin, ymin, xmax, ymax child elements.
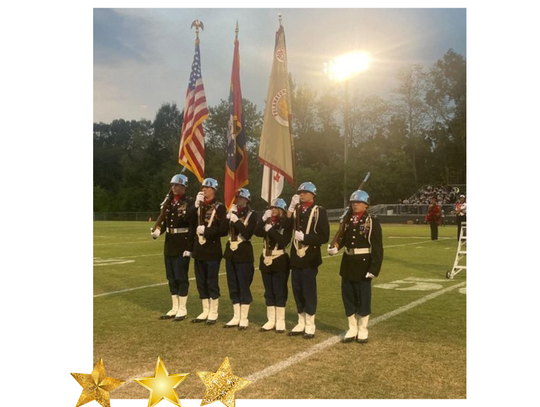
<box><xmin>280</xmin><ymin>12</ymin><xmax>297</xmax><ymax>190</ymax></box>
<box><xmin>234</xmin><ymin>21</ymin><xmax>239</xmax><ymax>205</ymax></box>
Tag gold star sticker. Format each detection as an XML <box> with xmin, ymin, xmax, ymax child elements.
<box><xmin>71</xmin><ymin>358</ymin><xmax>125</xmax><ymax>407</ymax></box>
<box><xmin>135</xmin><ymin>356</ymin><xmax>189</xmax><ymax>407</ymax></box>
<box><xmin>197</xmin><ymin>357</ymin><xmax>250</xmax><ymax>407</ymax></box>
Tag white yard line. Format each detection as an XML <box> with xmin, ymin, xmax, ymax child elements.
<box><xmin>93</xmin><ymin>273</ymin><xmax>226</xmax><ymax>298</ymax></box>
<box><xmin>120</xmin><ymin>281</ymin><xmax>465</xmax><ymax>386</ymax></box>
<box><xmin>245</xmin><ymin>281</ymin><xmax>466</xmax><ymax>384</ymax></box>
<box><xmin>95</xmin><ymin>238</ymin><xmax>453</xmax><ymax>297</ymax></box>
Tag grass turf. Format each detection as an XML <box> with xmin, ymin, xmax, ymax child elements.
<box><xmin>94</xmin><ymin>221</ymin><xmax>466</xmax><ymax>399</ymax></box>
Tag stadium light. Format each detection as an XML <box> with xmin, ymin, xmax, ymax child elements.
<box><xmin>324</xmin><ymin>51</ymin><xmax>370</xmax><ymax>82</ymax></box>
<box><xmin>324</xmin><ymin>51</ymin><xmax>371</xmax><ymax>207</ymax></box>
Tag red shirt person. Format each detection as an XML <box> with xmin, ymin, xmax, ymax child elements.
<box><xmin>425</xmin><ymin>197</ymin><xmax>441</xmax><ymax>240</ymax></box>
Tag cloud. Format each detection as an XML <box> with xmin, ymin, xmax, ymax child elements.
<box><xmin>93</xmin><ymin>8</ymin><xmax>153</xmax><ymax>65</ymax></box>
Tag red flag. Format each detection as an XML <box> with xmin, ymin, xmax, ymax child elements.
<box><xmin>179</xmin><ymin>40</ymin><xmax>208</xmax><ymax>182</ymax></box>
<box><xmin>224</xmin><ymin>29</ymin><xmax>248</xmax><ymax>210</ymax></box>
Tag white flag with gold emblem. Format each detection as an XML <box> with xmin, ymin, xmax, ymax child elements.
<box><xmin>258</xmin><ymin>19</ymin><xmax>294</xmax><ymax>191</ymax></box>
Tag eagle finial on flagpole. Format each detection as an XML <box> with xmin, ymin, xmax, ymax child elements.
<box><xmin>191</xmin><ymin>19</ymin><xmax>204</xmax><ymax>42</ymax></box>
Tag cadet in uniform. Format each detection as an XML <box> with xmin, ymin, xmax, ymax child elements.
<box><xmin>287</xmin><ymin>182</ymin><xmax>330</xmax><ymax>339</ymax></box>
<box><xmin>327</xmin><ymin>190</ymin><xmax>383</xmax><ymax>344</ymax></box>
<box><xmin>186</xmin><ymin>178</ymin><xmax>228</xmax><ymax>324</ymax></box>
<box><xmin>254</xmin><ymin>198</ymin><xmax>293</xmax><ymax>333</ymax></box>
<box><xmin>221</xmin><ymin>188</ymin><xmax>258</xmax><ymax>330</ymax></box>
<box><xmin>151</xmin><ymin>174</ymin><xmax>194</xmax><ymax>321</ymax></box>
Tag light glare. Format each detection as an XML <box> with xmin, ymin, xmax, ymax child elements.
<box><xmin>324</xmin><ymin>51</ymin><xmax>371</xmax><ymax>82</ymax></box>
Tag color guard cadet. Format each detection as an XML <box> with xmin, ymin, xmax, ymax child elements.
<box><xmin>327</xmin><ymin>190</ymin><xmax>384</xmax><ymax>344</ymax></box>
<box><xmin>254</xmin><ymin>198</ymin><xmax>293</xmax><ymax>333</ymax></box>
<box><xmin>221</xmin><ymin>188</ymin><xmax>258</xmax><ymax>330</ymax></box>
<box><xmin>287</xmin><ymin>182</ymin><xmax>330</xmax><ymax>339</ymax></box>
<box><xmin>151</xmin><ymin>174</ymin><xmax>194</xmax><ymax>321</ymax></box>
<box><xmin>186</xmin><ymin>177</ymin><xmax>228</xmax><ymax>324</ymax></box>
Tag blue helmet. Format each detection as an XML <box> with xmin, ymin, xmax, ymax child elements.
<box><xmin>170</xmin><ymin>174</ymin><xmax>188</xmax><ymax>187</ymax></box>
<box><xmin>298</xmin><ymin>182</ymin><xmax>317</xmax><ymax>196</ymax></box>
<box><xmin>350</xmin><ymin>190</ymin><xmax>370</xmax><ymax>205</ymax></box>
<box><xmin>202</xmin><ymin>177</ymin><xmax>219</xmax><ymax>190</ymax></box>
<box><xmin>236</xmin><ymin>188</ymin><xmax>251</xmax><ymax>202</ymax></box>
<box><xmin>270</xmin><ymin>198</ymin><xmax>287</xmax><ymax>211</ymax></box>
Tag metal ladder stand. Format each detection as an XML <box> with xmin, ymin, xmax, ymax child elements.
<box><xmin>447</xmin><ymin>222</ymin><xmax>466</xmax><ymax>279</ymax></box>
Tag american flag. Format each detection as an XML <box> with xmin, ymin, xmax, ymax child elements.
<box><xmin>178</xmin><ymin>41</ymin><xmax>208</xmax><ymax>182</ymax></box>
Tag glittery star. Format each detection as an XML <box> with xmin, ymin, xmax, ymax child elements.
<box><xmin>135</xmin><ymin>356</ymin><xmax>189</xmax><ymax>407</ymax></box>
<box><xmin>71</xmin><ymin>358</ymin><xmax>125</xmax><ymax>407</ymax></box>
<box><xmin>197</xmin><ymin>357</ymin><xmax>250</xmax><ymax>407</ymax></box>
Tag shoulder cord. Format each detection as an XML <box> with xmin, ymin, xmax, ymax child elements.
<box><xmin>199</xmin><ymin>205</ymin><xmax>217</xmax><ymax>228</ymax></box>
<box><xmin>231</xmin><ymin>210</ymin><xmax>253</xmax><ymax>241</ymax></box>
<box><xmin>293</xmin><ymin>205</ymin><xmax>318</xmax><ymax>252</ymax></box>
<box><xmin>367</xmin><ymin>214</ymin><xmax>373</xmax><ymax>246</ymax></box>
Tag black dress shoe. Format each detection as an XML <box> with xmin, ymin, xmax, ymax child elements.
<box><xmin>223</xmin><ymin>324</ymin><xmax>238</xmax><ymax>329</ymax></box>
<box><xmin>159</xmin><ymin>315</ymin><xmax>175</xmax><ymax>320</ymax></box>
<box><xmin>275</xmin><ymin>329</ymin><xmax>285</xmax><ymax>334</ymax></box>
<box><xmin>206</xmin><ymin>319</ymin><xmax>217</xmax><ymax>325</ymax></box>
<box><xmin>356</xmin><ymin>338</ymin><xmax>369</xmax><ymax>344</ymax></box>
<box><xmin>191</xmin><ymin>318</ymin><xmax>206</xmax><ymax>323</ymax></box>
<box><xmin>341</xmin><ymin>336</ymin><xmax>356</xmax><ymax>343</ymax></box>
<box><xmin>288</xmin><ymin>331</ymin><xmax>304</xmax><ymax>336</ymax></box>
<box><xmin>303</xmin><ymin>333</ymin><xmax>315</xmax><ymax>339</ymax></box>
<box><xmin>173</xmin><ymin>315</ymin><xmax>187</xmax><ymax>321</ymax></box>
<box><xmin>238</xmin><ymin>325</ymin><xmax>248</xmax><ymax>331</ymax></box>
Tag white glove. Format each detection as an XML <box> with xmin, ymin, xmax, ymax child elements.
<box><xmin>195</xmin><ymin>191</ymin><xmax>205</xmax><ymax>208</ymax></box>
<box><xmin>262</xmin><ymin>209</ymin><xmax>272</xmax><ymax>221</ymax></box>
<box><xmin>196</xmin><ymin>225</ymin><xmax>205</xmax><ymax>235</ymax></box>
<box><xmin>183</xmin><ymin>250</ymin><xmax>191</xmax><ymax>257</ymax></box>
<box><xmin>366</xmin><ymin>272</ymin><xmax>376</xmax><ymax>279</ymax></box>
<box><xmin>295</xmin><ymin>230</ymin><xmax>304</xmax><ymax>242</ymax></box>
<box><xmin>288</xmin><ymin>194</ymin><xmax>300</xmax><ymax>212</ymax></box>
<box><xmin>327</xmin><ymin>245</ymin><xmax>338</xmax><ymax>256</ymax></box>
<box><xmin>151</xmin><ymin>227</ymin><xmax>161</xmax><ymax>239</ymax></box>
<box><xmin>264</xmin><ymin>224</ymin><xmax>272</xmax><ymax>232</ymax></box>
<box><xmin>230</xmin><ymin>213</ymin><xmax>239</xmax><ymax>223</ymax></box>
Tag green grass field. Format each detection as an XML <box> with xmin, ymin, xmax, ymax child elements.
<box><xmin>94</xmin><ymin>221</ymin><xmax>466</xmax><ymax>399</ymax></box>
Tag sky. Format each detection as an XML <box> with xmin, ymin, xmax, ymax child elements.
<box><xmin>93</xmin><ymin>8</ymin><xmax>466</xmax><ymax>123</ymax></box>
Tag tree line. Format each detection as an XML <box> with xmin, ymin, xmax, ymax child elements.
<box><xmin>94</xmin><ymin>49</ymin><xmax>465</xmax><ymax>212</ymax></box>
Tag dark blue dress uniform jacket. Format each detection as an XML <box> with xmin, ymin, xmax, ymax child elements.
<box><xmin>221</xmin><ymin>209</ymin><xmax>258</xmax><ymax>263</ymax></box>
<box><xmin>254</xmin><ymin>216</ymin><xmax>293</xmax><ymax>273</ymax></box>
<box><xmin>157</xmin><ymin>196</ymin><xmax>195</xmax><ymax>257</ymax></box>
<box><xmin>186</xmin><ymin>200</ymin><xmax>228</xmax><ymax>261</ymax></box>
<box><xmin>290</xmin><ymin>205</ymin><xmax>330</xmax><ymax>269</ymax></box>
<box><xmin>338</xmin><ymin>212</ymin><xmax>383</xmax><ymax>282</ymax></box>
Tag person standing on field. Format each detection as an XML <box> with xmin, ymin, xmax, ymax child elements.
<box><xmin>151</xmin><ymin>174</ymin><xmax>194</xmax><ymax>321</ymax></box>
<box><xmin>287</xmin><ymin>182</ymin><xmax>329</xmax><ymax>339</ymax></box>
<box><xmin>454</xmin><ymin>194</ymin><xmax>467</xmax><ymax>240</ymax></box>
<box><xmin>254</xmin><ymin>198</ymin><xmax>293</xmax><ymax>333</ymax></box>
<box><xmin>327</xmin><ymin>189</ymin><xmax>384</xmax><ymax>344</ymax></box>
<box><xmin>425</xmin><ymin>196</ymin><xmax>441</xmax><ymax>240</ymax></box>
<box><xmin>186</xmin><ymin>177</ymin><xmax>228</xmax><ymax>325</ymax></box>
<box><xmin>221</xmin><ymin>188</ymin><xmax>258</xmax><ymax>330</ymax></box>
